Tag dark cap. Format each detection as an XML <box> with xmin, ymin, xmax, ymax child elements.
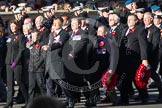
<box><xmin>98</xmin><ymin>7</ymin><xmax>109</xmax><ymax>12</ymax></box>
<box><xmin>154</xmin><ymin>15</ymin><xmax>162</xmax><ymax>19</ymax></box>
<box><xmin>135</xmin><ymin>8</ymin><xmax>145</xmax><ymax>13</ymax></box>
<box><xmin>154</xmin><ymin>13</ymin><xmax>162</xmax><ymax>19</ymax></box>
<box><xmin>125</xmin><ymin>0</ymin><xmax>133</xmax><ymax>5</ymax></box>
<box><xmin>151</xmin><ymin>5</ymin><xmax>160</xmax><ymax>12</ymax></box>
<box><xmin>0</xmin><ymin>1</ymin><xmax>6</xmax><ymax>5</ymax></box>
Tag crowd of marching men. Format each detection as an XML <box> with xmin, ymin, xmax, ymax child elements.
<box><xmin>1</xmin><ymin>0</ymin><xmax>162</xmax><ymax>108</ymax></box>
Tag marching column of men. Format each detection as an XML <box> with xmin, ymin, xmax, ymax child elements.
<box><xmin>143</xmin><ymin>12</ymin><xmax>162</xmax><ymax>102</ymax></box>
<box><xmin>1</xmin><ymin>4</ymin><xmax>162</xmax><ymax>108</ymax></box>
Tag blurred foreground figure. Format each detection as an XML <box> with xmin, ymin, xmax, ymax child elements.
<box><xmin>27</xmin><ymin>96</ymin><xmax>66</xmax><ymax>108</ymax></box>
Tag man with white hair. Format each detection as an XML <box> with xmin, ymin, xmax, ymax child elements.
<box><xmin>108</xmin><ymin>13</ymin><xmax>123</xmax><ymax>46</ymax></box>
<box><xmin>143</xmin><ymin>12</ymin><xmax>162</xmax><ymax>103</ymax></box>
<box><xmin>35</xmin><ymin>15</ymin><xmax>50</xmax><ymax>46</ymax></box>
<box><xmin>62</xmin><ymin>18</ymin><xmax>89</xmax><ymax>108</ymax></box>
<box><xmin>21</xmin><ymin>23</ymin><xmax>33</xmax><ymax>98</ymax></box>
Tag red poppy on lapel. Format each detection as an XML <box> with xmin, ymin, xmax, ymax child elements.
<box><xmin>53</xmin><ymin>31</ymin><xmax>57</xmax><ymax>37</ymax></box>
<box><xmin>160</xmin><ymin>30</ymin><xmax>162</xmax><ymax>33</ymax></box>
<box><xmin>64</xmin><ymin>28</ymin><xmax>68</xmax><ymax>32</ymax></box>
<box><xmin>147</xmin><ymin>29</ymin><xmax>151</xmax><ymax>34</ymax></box>
<box><xmin>39</xmin><ymin>27</ymin><xmax>44</xmax><ymax>32</ymax></box>
<box><xmin>34</xmin><ymin>44</ymin><xmax>40</xmax><ymax>49</ymax></box>
<box><xmin>75</xmin><ymin>30</ymin><xmax>79</xmax><ymax>35</ymax></box>
<box><xmin>26</xmin><ymin>39</ymin><xmax>31</xmax><ymax>43</ymax></box>
<box><xmin>99</xmin><ymin>41</ymin><xmax>105</xmax><ymax>47</ymax></box>
<box><xmin>111</xmin><ymin>31</ymin><xmax>116</xmax><ymax>36</ymax></box>
<box><xmin>130</xmin><ymin>29</ymin><xmax>135</xmax><ymax>33</ymax></box>
<box><xmin>15</xmin><ymin>36</ymin><xmax>18</xmax><ymax>40</ymax></box>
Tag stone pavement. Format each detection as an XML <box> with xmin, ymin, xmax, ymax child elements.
<box><xmin>0</xmin><ymin>87</ymin><xmax>162</xmax><ymax>108</ymax></box>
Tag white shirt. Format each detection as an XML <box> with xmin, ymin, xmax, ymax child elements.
<box><xmin>145</xmin><ymin>24</ymin><xmax>153</xmax><ymax>29</ymax></box>
<box><xmin>54</xmin><ymin>29</ymin><xmax>61</xmax><ymax>35</ymax></box>
<box><xmin>110</xmin><ymin>25</ymin><xmax>118</xmax><ymax>32</ymax></box>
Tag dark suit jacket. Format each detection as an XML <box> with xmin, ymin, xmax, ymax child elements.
<box><xmin>119</xmin><ymin>25</ymin><xmax>148</xmax><ymax>60</ymax></box>
<box><xmin>117</xmin><ymin>26</ymin><xmax>148</xmax><ymax>74</ymax></box>
<box><xmin>82</xmin><ymin>25</ymin><xmax>96</xmax><ymax>36</ymax></box>
<box><xmin>82</xmin><ymin>25</ymin><xmax>96</xmax><ymax>65</ymax></box>
<box><xmin>5</xmin><ymin>32</ymin><xmax>25</xmax><ymax>65</ymax></box>
<box><xmin>96</xmin><ymin>16</ymin><xmax>109</xmax><ymax>28</ymax></box>
<box><xmin>147</xmin><ymin>24</ymin><xmax>160</xmax><ymax>54</ymax></box>
<box><xmin>28</xmin><ymin>43</ymin><xmax>46</xmax><ymax>73</ymax></box>
<box><xmin>85</xmin><ymin>35</ymin><xmax>119</xmax><ymax>82</ymax></box>
<box><xmin>146</xmin><ymin>24</ymin><xmax>160</xmax><ymax>71</ymax></box>
<box><xmin>39</xmin><ymin>27</ymin><xmax>50</xmax><ymax>46</ymax></box>
<box><xmin>62</xmin><ymin>29</ymin><xmax>89</xmax><ymax>82</ymax></box>
<box><xmin>119</xmin><ymin>8</ymin><xmax>130</xmax><ymax>24</ymax></box>
<box><xmin>95</xmin><ymin>36</ymin><xmax>119</xmax><ymax>72</ymax></box>
<box><xmin>159</xmin><ymin>37</ymin><xmax>162</xmax><ymax>60</ymax></box>
<box><xmin>117</xmin><ymin>25</ymin><xmax>148</xmax><ymax>74</ymax></box>
<box><xmin>46</xmin><ymin>29</ymin><xmax>69</xmax><ymax>79</ymax></box>
<box><xmin>0</xmin><ymin>36</ymin><xmax>7</xmax><ymax>67</ymax></box>
<box><xmin>159</xmin><ymin>37</ymin><xmax>162</xmax><ymax>75</ymax></box>
<box><xmin>108</xmin><ymin>25</ymin><xmax>123</xmax><ymax>47</ymax></box>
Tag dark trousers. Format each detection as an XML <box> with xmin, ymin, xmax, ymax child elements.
<box><xmin>139</xmin><ymin>61</ymin><xmax>162</xmax><ymax>98</ymax></box>
<box><xmin>62</xmin><ymin>80</ymin><xmax>82</xmax><ymax>102</ymax></box>
<box><xmin>0</xmin><ymin>67</ymin><xmax>6</xmax><ymax>99</ymax></box>
<box><xmin>46</xmin><ymin>78</ymin><xmax>62</xmax><ymax>97</ymax></box>
<box><xmin>160</xmin><ymin>61</ymin><xmax>162</xmax><ymax>76</ymax></box>
<box><xmin>118</xmin><ymin>55</ymin><xmax>148</xmax><ymax>103</ymax></box>
<box><xmin>149</xmin><ymin>63</ymin><xmax>162</xmax><ymax>96</ymax></box>
<box><xmin>22</xmin><ymin>63</ymin><xmax>29</xmax><ymax>92</ymax></box>
<box><xmin>63</xmin><ymin>79</ymin><xmax>95</xmax><ymax>103</ymax></box>
<box><xmin>6</xmin><ymin>65</ymin><xmax>28</xmax><ymax>106</ymax></box>
<box><xmin>28</xmin><ymin>72</ymin><xmax>46</xmax><ymax>102</ymax></box>
<box><xmin>15</xmin><ymin>63</ymin><xmax>29</xmax><ymax>101</ymax></box>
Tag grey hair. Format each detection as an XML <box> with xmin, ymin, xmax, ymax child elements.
<box><xmin>71</xmin><ymin>17</ymin><xmax>81</xmax><ymax>25</ymax></box>
<box><xmin>23</xmin><ymin>23</ymin><xmax>33</xmax><ymax>30</ymax></box>
<box><xmin>144</xmin><ymin>12</ymin><xmax>153</xmax><ymax>19</ymax></box>
<box><xmin>109</xmin><ymin>13</ymin><xmax>120</xmax><ymax>23</ymax></box>
<box><xmin>35</xmin><ymin>15</ymin><xmax>44</xmax><ymax>23</ymax></box>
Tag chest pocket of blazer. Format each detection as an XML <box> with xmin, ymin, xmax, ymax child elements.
<box><xmin>72</xmin><ymin>35</ymin><xmax>81</xmax><ymax>41</ymax></box>
<box><xmin>12</xmin><ymin>39</ymin><xmax>19</xmax><ymax>49</ymax></box>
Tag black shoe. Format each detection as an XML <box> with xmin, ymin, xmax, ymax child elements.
<box><xmin>3</xmin><ymin>105</ymin><xmax>12</xmax><ymax>108</ymax></box>
<box><xmin>63</xmin><ymin>101</ymin><xmax>68</xmax><ymax>106</ymax></box>
<box><xmin>141</xmin><ymin>97</ymin><xmax>148</xmax><ymax>104</ymax></box>
<box><xmin>156</xmin><ymin>96</ymin><xmax>162</xmax><ymax>103</ymax></box>
<box><xmin>15</xmin><ymin>98</ymin><xmax>25</xmax><ymax>104</ymax></box>
<box><xmin>118</xmin><ymin>99</ymin><xmax>129</xmax><ymax>106</ymax></box>
<box><xmin>0</xmin><ymin>97</ymin><xmax>6</xmax><ymax>102</ymax></box>
<box><xmin>112</xmin><ymin>100</ymin><xmax>119</xmax><ymax>106</ymax></box>
<box><xmin>85</xmin><ymin>102</ymin><xmax>96</xmax><ymax>107</ymax></box>
<box><xmin>85</xmin><ymin>99</ymin><xmax>96</xmax><ymax>107</ymax></box>
<box><xmin>101</xmin><ymin>96</ymin><xmax>111</xmax><ymax>103</ymax></box>
<box><xmin>128</xmin><ymin>90</ymin><xmax>135</xmax><ymax>98</ymax></box>
<box><xmin>118</xmin><ymin>101</ymin><xmax>129</xmax><ymax>106</ymax></box>
<box><xmin>156</xmin><ymin>99</ymin><xmax>162</xmax><ymax>103</ymax></box>
<box><xmin>74</xmin><ymin>97</ymin><xmax>80</xmax><ymax>103</ymax></box>
<box><xmin>134</xmin><ymin>95</ymin><xmax>141</xmax><ymax>101</ymax></box>
<box><xmin>68</xmin><ymin>102</ymin><xmax>74</xmax><ymax>108</ymax></box>
<box><xmin>68</xmin><ymin>99</ymin><xmax>74</xmax><ymax>108</ymax></box>
<box><xmin>149</xmin><ymin>82</ymin><xmax>157</xmax><ymax>88</ymax></box>
<box><xmin>21</xmin><ymin>105</ymin><xmax>26</xmax><ymax>108</ymax></box>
